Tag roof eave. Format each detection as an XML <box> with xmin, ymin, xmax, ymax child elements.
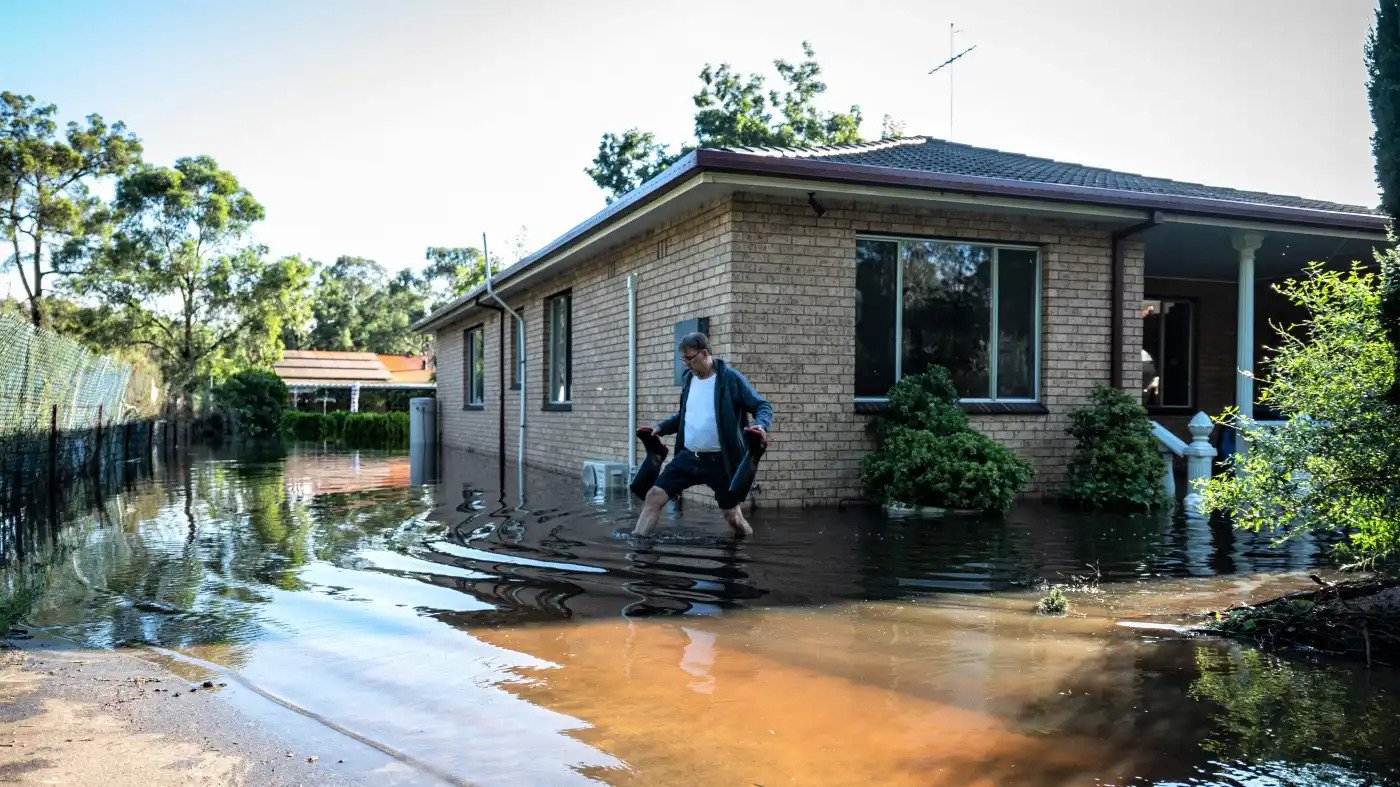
<box><xmin>413</xmin><ymin>149</ymin><xmax>1388</xmax><ymax>334</ymax></box>
<box><xmin>694</xmin><ymin>149</ymin><xmax>1389</xmax><ymax>234</ymax></box>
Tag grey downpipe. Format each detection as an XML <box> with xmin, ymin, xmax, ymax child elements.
<box><xmin>627</xmin><ymin>274</ymin><xmax>638</xmax><ymax>472</ymax></box>
<box><xmin>482</xmin><ymin>234</ymin><xmax>526</xmax><ymax>500</ymax></box>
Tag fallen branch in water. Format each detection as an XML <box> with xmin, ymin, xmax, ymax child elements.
<box><xmin>1203</xmin><ymin>578</ymin><xmax>1400</xmax><ymax>666</ymax></box>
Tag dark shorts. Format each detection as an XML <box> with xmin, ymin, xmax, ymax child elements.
<box><xmin>654</xmin><ymin>450</ymin><xmax>740</xmax><ymax>510</ymax></box>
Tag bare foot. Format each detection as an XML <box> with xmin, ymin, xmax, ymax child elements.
<box><xmin>724</xmin><ymin>512</ymin><xmax>753</xmax><ymax>537</ymax></box>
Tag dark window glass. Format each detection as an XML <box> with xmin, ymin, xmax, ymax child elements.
<box><xmin>855</xmin><ymin>239</ymin><xmax>899</xmax><ymax>397</ymax></box>
<box><xmin>901</xmin><ymin>241</ymin><xmax>992</xmax><ymax>398</ymax></box>
<box><xmin>547</xmin><ymin>294</ymin><xmax>571</xmax><ymax>403</ymax></box>
<box><xmin>509</xmin><ymin>308</ymin><xmax>523</xmax><ymax>390</ymax></box>
<box><xmin>1142</xmin><ymin>298</ymin><xmax>1193</xmax><ymax>408</ymax></box>
<box><xmin>465</xmin><ymin>327</ymin><xmax>484</xmax><ymax>406</ymax></box>
<box><xmin>996</xmin><ymin>249</ymin><xmax>1037</xmax><ymax>399</ymax></box>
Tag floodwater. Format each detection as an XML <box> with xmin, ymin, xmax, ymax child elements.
<box><xmin>3</xmin><ymin>444</ymin><xmax>1399</xmax><ymax>786</ymax></box>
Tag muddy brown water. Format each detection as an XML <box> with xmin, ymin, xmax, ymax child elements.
<box><xmin>3</xmin><ymin>444</ymin><xmax>1399</xmax><ymax>785</ymax></box>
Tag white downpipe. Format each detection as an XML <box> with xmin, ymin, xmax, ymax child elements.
<box><xmin>482</xmin><ymin>234</ymin><xmax>526</xmax><ymax>500</ymax></box>
<box><xmin>626</xmin><ymin>274</ymin><xmax>638</xmax><ymax>472</ymax></box>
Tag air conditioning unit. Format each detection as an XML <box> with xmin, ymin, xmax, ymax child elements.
<box><xmin>581</xmin><ymin>460</ymin><xmax>630</xmax><ymax>494</ymax></box>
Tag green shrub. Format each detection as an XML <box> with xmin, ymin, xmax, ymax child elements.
<box><xmin>0</xmin><ymin>581</ymin><xmax>41</xmax><ymax>631</ymax></box>
<box><xmin>213</xmin><ymin>369</ymin><xmax>288</xmax><ymax>438</ymax></box>
<box><xmin>1202</xmin><ymin>263</ymin><xmax>1400</xmax><ymax>567</ymax></box>
<box><xmin>1035</xmin><ymin>587</ymin><xmax>1069</xmax><ymax>616</ymax></box>
<box><xmin>281</xmin><ymin>410</ymin><xmax>322</xmax><ymax>441</ymax></box>
<box><xmin>859</xmin><ymin>367</ymin><xmax>1033</xmax><ymax>513</ymax></box>
<box><xmin>1063</xmin><ymin>386</ymin><xmax>1169</xmax><ymax>512</ymax></box>
<box><xmin>280</xmin><ymin>410</ymin><xmax>409</xmax><ymax>449</ymax></box>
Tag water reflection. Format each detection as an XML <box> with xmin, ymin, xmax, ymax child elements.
<box><xmin>0</xmin><ymin>445</ymin><xmax>1395</xmax><ymax>785</ymax></box>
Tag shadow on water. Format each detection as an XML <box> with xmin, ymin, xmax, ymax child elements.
<box><xmin>1</xmin><ymin>443</ymin><xmax>1397</xmax><ymax>785</ymax></box>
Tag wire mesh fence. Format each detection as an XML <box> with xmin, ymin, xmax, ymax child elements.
<box><xmin>0</xmin><ymin>312</ymin><xmax>163</xmax><ymax>504</ymax></box>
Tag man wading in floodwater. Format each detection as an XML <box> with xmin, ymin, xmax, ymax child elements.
<box><xmin>634</xmin><ymin>333</ymin><xmax>774</xmax><ymax>537</ymax></box>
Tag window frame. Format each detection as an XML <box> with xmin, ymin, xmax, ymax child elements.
<box><xmin>1141</xmin><ymin>294</ymin><xmax>1196</xmax><ymax>411</ymax></box>
<box><xmin>543</xmin><ymin>291</ymin><xmax>572</xmax><ymax>410</ymax></box>
<box><xmin>464</xmin><ymin>324</ymin><xmax>485</xmax><ymax>410</ymax></box>
<box><xmin>853</xmin><ymin>233</ymin><xmax>1043</xmax><ymax>405</ymax></box>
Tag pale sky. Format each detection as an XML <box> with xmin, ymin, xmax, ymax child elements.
<box><xmin>1</xmin><ymin>0</ymin><xmax>1384</xmax><ymax>286</ymax></box>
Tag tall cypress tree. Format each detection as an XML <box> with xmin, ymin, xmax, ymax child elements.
<box><xmin>1367</xmin><ymin>0</ymin><xmax>1400</xmax><ymax>400</ymax></box>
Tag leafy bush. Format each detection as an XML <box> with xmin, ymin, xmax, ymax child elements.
<box><xmin>0</xmin><ymin>581</ymin><xmax>41</xmax><ymax>631</ymax></box>
<box><xmin>1063</xmin><ymin>386</ymin><xmax>1169</xmax><ymax>511</ymax></box>
<box><xmin>1036</xmin><ymin>587</ymin><xmax>1068</xmax><ymax>615</ymax></box>
<box><xmin>281</xmin><ymin>410</ymin><xmax>409</xmax><ymax>449</ymax></box>
<box><xmin>1202</xmin><ymin>262</ymin><xmax>1400</xmax><ymax>568</ymax></box>
<box><xmin>342</xmin><ymin>412</ymin><xmax>409</xmax><ymax>448</ymax></box>
<box><xmin>859</xmin><ymin>367</ymin><xmax>1033</xmax><ymax>513</ymax></box>
<box><xmin>212</xmin><ymin>369</ymin><xmax>288</xmax><ymax>438</ymax></box>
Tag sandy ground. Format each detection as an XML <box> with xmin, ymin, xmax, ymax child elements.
<box><xmin>0</xmin><ymin>631</ymin><xmax>452</xmax><ymax>787</ymax></box>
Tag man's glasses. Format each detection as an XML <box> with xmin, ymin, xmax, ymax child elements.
<box><xmin>681</xmin><ymin>351</ymin><xmax>706</xmax><ymax>364</ymax></box>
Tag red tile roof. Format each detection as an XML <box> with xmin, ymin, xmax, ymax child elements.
<box><xmin>274</xmin><ymin>350</ymin><xmax>433</xmax><ymax>388</ymax></box>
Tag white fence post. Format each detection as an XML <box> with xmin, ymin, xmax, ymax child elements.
<box><xmin>1183</xmin><ymin>411</ymin><xmax>1217</xmax><ymax>520</ymax></box>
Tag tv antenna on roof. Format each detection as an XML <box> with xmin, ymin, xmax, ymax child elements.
<box><xmin>929</xmin><ymin>23</ymin><xmax>976</xmax><ymax>138</ymax></box>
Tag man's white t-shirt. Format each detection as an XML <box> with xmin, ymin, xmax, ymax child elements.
<box><xmin>683</xmin><ymin>373</ymin><xmax>721</xmax><ymax>451</ymax></box>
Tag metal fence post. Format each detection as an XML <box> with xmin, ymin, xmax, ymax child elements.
<box><xmin>95</xmin><ymin>404</ymin><xmax>104</xmax><ymax>480</ymax></box>
<box><xmin>49</xmin><ymin>404</ymin><xmax>58</xmax><ymax>482</ymax></box>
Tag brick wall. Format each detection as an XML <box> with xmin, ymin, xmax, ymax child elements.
<box><xmin>435</xmin><ymin>192</ymin><xmax>1143</xmax><ymax>507</ymax></box>
<box><xmin>724</xmin><ymin>193</ymin><xmax>1139</xmax><ymax>503</ymax></box>
<box><xmin>436</xmin><ymin>198</ymin><xmax>738</xmax><ymax>483</ymax></box>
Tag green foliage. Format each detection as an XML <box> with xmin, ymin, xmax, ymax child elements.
<box><xmin>0</xmin><ymin>91</ymin><xmax>142</xmax><ymax>328</ymax></box>
<box><xmin>1368</xmin><ymin>0</ymin><xmax>1400</xmax><ymax>223</ymax></box>
<box><xmin>586</xmin><ymin>42</ymin><xmax>866</xmax><ymax>202</ymax></box>
<box><xmin>341</xmin><ymin>412</ymin><xmax>409</xmax><ymax>449</ymax></box>
<box><xmin>422</xmin><ymin>246</ymin><xmax>499</xmax><ymax>309</ymax></box>
<box><xmin>859</xmin><ymin>368</ymin><xmax>1033</xmax><ymax>513</ymax></box>
<box><xmin>1035</xmin><ymin>587</ymin><xmax>1068</xmax><ymax>616</ymax></box>
<box><xmin>1201</xmin><ymin>262</ymin><xmax>1400</xmax><ymax>568</ymax></box>
<box><xmin>1063</xmin><ymin>386</ymin><xmax>1170</xmax><ymax>511</ymax></box>
<box><xmin>213</xmin><ymin>369</ymin><xmax>287</xmax><ymax>438</ymax></box>
<box><xmin>76</xmin><ymin>156</ymin><xmax>313</xmax><ymax>399</ymax></box>
<box><xmin>1368</xmin><ymin>1</ymin><xmax>1400</xmax><ymax>403</ymax></box>
<box><xmin>292</xmin><ymin>257</ymin><xmax>428</xmax><ymax>354</ymax></box>
<box><xmin>1188</xmin><ymin>646</ymin><xmax>1400</xmax><ymax>762</ymax></box>
<box><xmin>281</xmin><ymin>410</ymin><xmax>409</xmax><ymax>449</ymax></box>
<box><xmin>0</xmin><ymin>581</ymin><xmax>41</xmax><ymax>632</ymax></box>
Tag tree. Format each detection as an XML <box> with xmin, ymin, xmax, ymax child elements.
<box><xmin>1200</xmin><ymin>263</ymin><xmax>1400</xmax><ymax>567</ymax></box>
<box><xmin>299</xmin><ymin>257</ymin><xmax>428</xmax><ymax>354</ymax></box>
<box><xmin>423</xmin><ymin>246</ymin><xmax>494</xmax><ymax>309</ymax></box>
<box><xmin>0</xmin><ymin>92</ymin><xmax>142</xmax><ymax>327</ymax></box>
<box><xmin>78</xmin><ymin>156</ymin><xmax>312</xmax><ymax>402</ymax></box>
<box><xmin>213</xmin><ymin>369</ymin><xmax>288</xmax><ymax>438</ymax></box>
<box><xmin>1367</xmin><ymin>0</ymin><xmax>1400</xmax><ymax>402</ymax></box>
<box><xmin>585</xmin><ymin>42</ymin><xmax>865</xmax><ymax>202</ymax></box>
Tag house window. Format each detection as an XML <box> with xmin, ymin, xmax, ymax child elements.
<box><xmin>464</xmin><ymin>326</ymin><xmax>484</xmax><ymax>408</ymax></box>
<box><xmin>855</xmin><ymin>236</ymin><xmax>1040</xmax><ymax>401</ymax></box>
<box><xmin>545</xmin><ymin>292</ymin><xmax>571</xmax><ymax>405</ymax></box>
<box><xmin>1141</xmin><ymin>298</ymin><xmax>1193</xmax><ymax>408</ymax></box>
<box><xmin>509</xmin><ymin>307</ymin><xmax>524</xmax><ymax>391</ymax></box>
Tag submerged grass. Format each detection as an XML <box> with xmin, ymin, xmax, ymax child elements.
<box><xmin>0</xmin><ymin>581</ymin><xmax>41</xmax><ymax>632</ymax></box>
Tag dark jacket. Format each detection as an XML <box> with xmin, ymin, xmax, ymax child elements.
<box><xmin>656</xmin><ymin>359</ymin><xmax>774</xmax><ymax>476</ymax></box>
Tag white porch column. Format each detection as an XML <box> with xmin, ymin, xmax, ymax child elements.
<box><xmin>350</xmin><ymin>383</ymin><xmax>361</xmax><ymax>413</ymax></box>
<box><xmin>1231</xmin><ymin>232</ymin><xmax>1265</xmax><ymax>421</ymax></box>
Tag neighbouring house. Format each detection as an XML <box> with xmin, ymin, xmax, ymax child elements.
<box><xmin>274</xmin><ymin>350</ymin><xmax>435</xmax><ymax>412</ymax></box>
<box><xmin>413</xmin><ymin>137</ymin><xmax>1389</xmax><ymax>507</ymax></box>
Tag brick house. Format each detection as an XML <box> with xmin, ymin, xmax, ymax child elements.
<box><xmin>414</xmin><ymin>138</ymin><xmax>1388</xmax><ymax>506</ymax></box>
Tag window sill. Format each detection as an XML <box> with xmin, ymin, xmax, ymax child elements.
<box><xmin>543</xmin><ymin>402</ymin><xmax>573</xmax><ymax>412</ymax></box>
<box><xmin>464</xmin><ymin>403</ymin><xmax>485</xmax><ymax>411</ymax></box>
<box><xmin>854</xmin><ymin>400</ymin><xmax>1048</xmax><ymax>416</ymax></box>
